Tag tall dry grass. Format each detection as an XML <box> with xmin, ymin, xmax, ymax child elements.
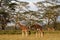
<box><xmin>0</xmin><ymin>31</ymin><xmax>60</xmax><ymax>40</ymax></box>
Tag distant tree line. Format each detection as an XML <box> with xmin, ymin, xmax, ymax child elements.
<box><xmin>0</xmin><ymin>0</ymin><xmax>60</xmax><ymax>30</ymax></box>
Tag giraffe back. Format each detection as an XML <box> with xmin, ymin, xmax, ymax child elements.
<box><xmin>30</xmin><ymin>23</ymin><xmax>43</xmax><ymax>31</ymax></box>
<box><xmin>17</xmin><ymin>22</ymin><xmax>29</xmax><ymax>31</ymax></box>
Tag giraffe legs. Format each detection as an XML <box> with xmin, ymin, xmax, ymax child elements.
<box><xmin>36</xmin><ymin>31</ymin><xmax>44</xmax><ymax>37</ymax></box>
<box><xmin>21</xmin><ymin>31</ymin><xmax>44</xmax><ymax>37</ymax></box>
<box><xmin>22</xmin><ymin>31</ymin><xmax>24</xmax><ymax>37</ymax></box>
<box><xmin>25</xmin><ymin>31</ymin><xmax>28</xmax><ymax>37</ymax></box>
<box><xmin>40</xmin><ymin>31</ymin><xmax>44</xmax><ymax>37</ymax></box>
<box><xmin>38</xmin><ymin>32</ymin><xmax>43</xmax><ymax>37</ymax></box>
<box><xmin>22</xmin><ymin>30</ymin><xmax>28</xmax><ymax>37</ymax></box>
<box><xmin>36</xmin><ymin>32</ymin><xmax>38</xmax><ymax>37</ymax></box>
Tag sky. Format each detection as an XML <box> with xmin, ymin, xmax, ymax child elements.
<box><xmin>17</xmin><ymin>0</ymin><xmax>45</xmax><ymax>11</ymax></box>
<box><xmin>18</xmin><ymin>0</ymin><xmax>45</xmax><ymax>3</ymax></box>
<box><xmin>27</xmin><ymin>2</ymin><xmax>38</xmax><ymax>11</ymax></box>
<box><xmin>18</xmin><ymin>0</ymin><xmax>60</xmax><ymax>22</ymax></box>
<box><xmin>7</xmin><ymin>0</ymin><xmax>60</xmax><ymax>26</ymax></box>
<box><xmin>11</xmin><ymin>0</ymin><xmax>45</xmax><ymax>11</ymax></box>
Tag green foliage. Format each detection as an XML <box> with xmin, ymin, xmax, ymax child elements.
<box><xmin>0</xmin><ymin>11</ymin><xmax>9</xmax><ymax>17</ymax></box>
<box><xmin>0</xmin><ymin>30</ymin><xmax>21</xmax><ymax>34</ymax></box>
<box><xmin>0</xmin><ymin>30</ymin><xmax>60</xmax><ymax>34</ymax></box>
<box><xmin>56</xmin><ymin>23</ymin><xmax>60</xmax><ymax>30</ymax></box>
<box><xmin>0</xmin><ymin>11</ymin><xmax>10</xmax><ymax>30</ymax></box>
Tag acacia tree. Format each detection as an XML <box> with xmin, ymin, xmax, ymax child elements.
<box><xmin>49</xmin><ymin>5</ymin><xmax>60</xmax><ymax>29</ymax></box>
<box><xmin>0</xmin><ymin>10</ymin><xmax>10</xmax><ymax>30</ymax></box>
<box><xmin>0</xmin><ymin>0</ymin><xmax>11</xmax><ymax>30</ymax></box>
<box><xmin>36</xmin><ymin>1</ymin><xmax>60</xmax><ymax>30</ymax></box>
<box><xmin>43</xmin><ymin>5</ymin><xmax>60</xmax><ymax>30</ymax></box>
<box><xmin>9</xmin><ymin>1</ymin><xmax>29</xmax><ymax>29</ymax></box>
<box><xmin>21</xmin><ymin>10</ymin><xmax>44</xmax><ymax>27</ymax></box>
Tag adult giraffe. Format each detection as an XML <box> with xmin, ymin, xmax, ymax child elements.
<box><xmin>16</xmin><ymin>21</ymin><xmax>29</xmax><ymax>37</ymax></box>
<box><xmin>30</xmin><ymin>23</ymin><xmax>44</xmax><ymax>37</ymax></box>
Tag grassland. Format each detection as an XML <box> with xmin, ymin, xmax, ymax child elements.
<box><xmin>0</xmin><ymin>31</ymin><xmax>60</xmax><ymax>40</ymax></box>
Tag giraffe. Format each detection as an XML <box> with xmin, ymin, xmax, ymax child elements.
<box><xmin>47</xmin><ymin>27</ymin><xmax>55</xmax><ymax>31</ymax></box>
<box><xmin>30</xmin><ymin>23</ymin><xmax>44</xmax><ymax>37</ymax></box>
<box><xmin>16</xmin><ymin>22</ymin><xmax>29</xmax><ymax>37</ymax></box>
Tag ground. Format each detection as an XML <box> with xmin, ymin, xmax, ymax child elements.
<box><xmin>0</xmin><ymin>31</ymin><xmax>60</xmax><ymax>40</ymax></box>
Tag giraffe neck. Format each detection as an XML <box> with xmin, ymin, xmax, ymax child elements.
<box><xmin>17</xmin><ymin>23</ymin><xmax>26</xmax><ymax>29</ymax></box>
<box><xmin>18</xmin><ymin>23</ymin><xmax>23</xmax><ymax>28</ymax></box>
<box><xmin>18</xmin><ymin>23</ymin><xmax>22</xmax><ymax>26</ymax></box>
<box><xmin>17</xmin><ymin>22</ymin><xmax>29</xmax><ymax>31</ymax></box>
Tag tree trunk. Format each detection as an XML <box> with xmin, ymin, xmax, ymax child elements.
<box><xmin>47</xmin><ymin>19</ymin><xmax>50</xmax><ymax>31</ymax></box>
<box><xmin>53</xmin><ymin>20</ymin><xmax>56</xmax><ymax>30</ymax></box>
<box><xmin>53</xmin><ymin>17</ymin><xmax>57</xmax><ymax>30</ymax></box>
<box><xmin>1</xmin><ymin>24</ymin><xmax>5</xmax><ymax>30</ymax></box>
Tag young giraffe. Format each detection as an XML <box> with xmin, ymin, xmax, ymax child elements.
<box><xmin>30</xmin><ymin>23</ymin><xmax>44</xmax><ymax>37</ymax></box>
<box><xmin>16</xmin><ymin>22</ymin><xmax>29</xmax><ymax>37</ymax></box>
